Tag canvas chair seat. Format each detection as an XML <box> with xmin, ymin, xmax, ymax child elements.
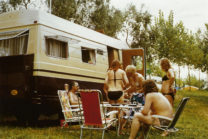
<box><xmin>79</xmin><ymin>89</ymin><xmax>119</xmax><ymax>139</ymax></box>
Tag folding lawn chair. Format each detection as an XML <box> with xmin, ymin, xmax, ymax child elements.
<box><xmin>57</xmin><ymin>90</ymin><xmax>82</xmax><ymax>127</ymax></box>
<box><xmin>146</xmin><ymin>97</ymin><xmax>190</xmax><ymax>138</ymax></box>
<box><xmin>79</xmin><ymin>89</ymin><xmax>119</xmax><ymax>139</ymax></box>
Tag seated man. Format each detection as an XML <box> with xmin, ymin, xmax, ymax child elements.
<box><xmin>129</xmin><ymin>80</ymin><xmax>173</xmax><ymax>139</ymax></box>
<box><xmin>68</xmin><ymin>81</ymin><xmax>80</xmax><ymax>105</ymax></box>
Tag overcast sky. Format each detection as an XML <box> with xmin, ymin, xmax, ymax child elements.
<box><xmin>111</xmin><ymin>0</ymin><xmax>208</xmax><ymax>33</ymax></box>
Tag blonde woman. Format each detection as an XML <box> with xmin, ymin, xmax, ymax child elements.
<box><xmin>125</xmin><ymin>65</ymin><xmax>144</xmax><ymax>98</ymax></box>
<box><xmin>160</xmin><ymin>58</ymin><xmax>176</xmax><ymax>106</ymax></box>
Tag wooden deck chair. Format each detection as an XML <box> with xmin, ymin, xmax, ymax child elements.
<box><xmin>79</xmin><ymin>89</ymin><xmax>118</xmax><ymax>139</ymax></box>
<box><xmin>57</xmin><ymin>90</ymin><xmax>82</xmax><ymax>127</ymax></box>
<box><xmin>147</xmin><ymin>97</ymin><xmax>190</xmax><ymax>138</ymax></box>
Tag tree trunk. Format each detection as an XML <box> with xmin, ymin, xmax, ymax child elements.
<box><xmin>207</xmin><ymin>72</ymin><xmax>208</xmax><ymax>88</ymax></box>
<box><xmin>188</xmin><ymin>65</ymin><xmax>191</xmax><ymax>91</ymax></box>
<box><xmin>178</xmin><ymin>65</ymin><xmax>181</xmax><ymax>88</ymax></box>
<box><xmin>199</xmin><ymin>70</ymin><xmax>200</xmax><ymax>89</ymax></box>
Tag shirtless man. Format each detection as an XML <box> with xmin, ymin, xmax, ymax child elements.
<box><xmin>104</xmin><ymin>59</ymin><xmax>129</xmax><ymax>104</ymax></box>
<box><xmin>160</xmin><ymin>58</ymin><xmax>176</xmax><ymax>106</ymax></box>
<box><xmin>68</xmin><ymin>81</ymin><xmax>79</xmax><ymax>105</ymax></box>
<box><xmin>129</xmin><ymin>80</ymin><xmax>173</xmax><ymax>139</ymax></box>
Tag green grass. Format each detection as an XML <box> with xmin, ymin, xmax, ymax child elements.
<box><xmin>0</xmin><ymin>90</ymin><xmax>208</xmax><ymax>139</ymax></box>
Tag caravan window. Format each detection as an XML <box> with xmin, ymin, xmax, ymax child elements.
<box><xmin>81</xmin><ymin>47</ymin><xmax>96</xmax><ymax>64</ymax></box>
<box><xmin>0</xmin><ymin>29</ymin><xmax>29</xmax><ymax>57</ymax></box>
<box><xmin>45</xmin><ymin>38</ymin><xmax>68</xmax><ymax>58</ymax></box>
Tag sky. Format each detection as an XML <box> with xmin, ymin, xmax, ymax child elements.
<box><xmin>111</xmin><ymin>0</ymin><xmax>208</xmax><ymax>80</ymax></box>
<box><xmin>111</xmin><ymin>0</ymin><xmax>208</xmax><ymax>33</ymax></box>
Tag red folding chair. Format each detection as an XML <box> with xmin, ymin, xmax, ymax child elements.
<box><xmin>79</xmin><ymin>89</ymin><xmax>118</xmax><ymax>139</ymax></box>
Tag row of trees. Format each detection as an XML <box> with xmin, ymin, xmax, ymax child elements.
<box><xmin>176</xmin><ymin>75</ymin><xmax>206</xmax><ymax>89</ymax></box>
<box><xmin>0</xmin><ymin>0</ymin><xmax>208</xmax><ymax>85</ymax></box>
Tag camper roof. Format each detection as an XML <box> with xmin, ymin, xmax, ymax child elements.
<box><xmin>0</xmin><ymin>10</ymin><xmax>128</xmax><ymax>49</ymax></box>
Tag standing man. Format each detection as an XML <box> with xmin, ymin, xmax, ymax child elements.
<box><xmin>129</xmin><ymin>80</ymin><xmax>173</xmax><ymax>139</ymax></box>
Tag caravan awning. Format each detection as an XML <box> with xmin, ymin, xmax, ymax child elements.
<box><xmin>0</xmin><ymin>29</ymin><xmax>29</xmax><ymax>40</ymax></box>
<box><xmin>45</xmin><ymin>35</ymin><xmax>80</xmax><ymax>44</ymax></box>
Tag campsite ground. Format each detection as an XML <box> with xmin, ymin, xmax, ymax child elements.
<box><xmin>0</xmin><ymin>90</ymin><xmax>208</xmax><ymax>139</ymax></box>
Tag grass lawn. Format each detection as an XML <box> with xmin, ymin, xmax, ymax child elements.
<box><xmin>0</xmin><ymin>90</ymin><xmax>208</xmax><ymax>139</ymax></box>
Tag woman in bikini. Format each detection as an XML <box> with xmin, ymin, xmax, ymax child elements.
<box><xmin>160</xmin><ymin>58</ymin><xmax>176</xmax><ymax>106</ymax></box>
<box><xmin>104</xmin><ymin>59</ymin><xmax>129</xmax><ymax>135</ymax></box>
<box><xmin>104</xmin><ymin>59</ymin><xmax>129</xmax><ymax>104</ymax></box>
<box><xmin>125</xmin><ymin>65</ymin><xmax>144</xmax><ymax>100</ymax></box>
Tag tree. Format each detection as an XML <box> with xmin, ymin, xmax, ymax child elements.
<box><xmin>46</xmin><ymin>0</ymin><xmax>79</xmax><ymax>22</ymax></box>
<box><xmin>8</xmin><ymin>0</ymin><xmax>22</xmax><ymax>10</ymax></box>
<box><xmin>196</xmin><ymin>24</ymin><xmax>208</xmax><ymax>72</ymax></box>
<box><xmin>90</xmin><ymin>1</ymin><xmax>124</xmax><ymax>37</ymax></box>
<box><xmin>152</xmin><ymin>11</ymin><xmax>188</xmax><ymax>64</ymax></box>
<box><xmin>175</xmin><ymin>78</ymin><xmax>185</xmax><ymax>88</ymax></box>
<box><xmin>122</xmin><ymin>4</ymin><xmax>156</xmax><ymax>74</ymax></box>
<box><xmin>46</xmin><ymin>0</ymin><xmax>124</xmax><ymax>37</ymax></box>
<box><xmin>0</xmin><ymin>1</ymin><xmax>9</xmax><ymax>13</ymax></box>
<box><xmin>151</xmin><ymin>11</ymin><xmax>205</xmax><ymax>84</ymax></box>
<box><xmin>0</xmin><ymin>0</ymin><xmax>43</xmax><ymax>13</ymax></box>
<box><xmin>184</xmin><ymin>75</ymin><xmax>205</xmax><ymax>89</ymax></box>
<box><xmin>148</xmin><ymin>62</ymin><xmax>163</xmax><ymax>77</ymax></box>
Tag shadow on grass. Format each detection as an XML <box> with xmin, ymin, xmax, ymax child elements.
<box><xmin>0</xmin><ymin>119</ymin><xmax>61</xmax><ymax>127</ymax></box>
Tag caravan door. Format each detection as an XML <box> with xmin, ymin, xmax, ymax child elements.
<box><xmin>122</xmin><ymin>49</ymin><xmax>145</xmax><ymax>76</ymax></box>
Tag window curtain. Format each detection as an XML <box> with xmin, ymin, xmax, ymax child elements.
<box><xmin>89</xmin><ymin>50</ymin><xmax>95</xmax><ymax>64</ymax></box>
<box><xmin>0</xmin><ymin>34</ymin><xmax>28</xmax><ymax>56</ymax></box>
<box><xmin>46</xmin><ymin>39</ymin><xmax>67</xmax><ymax>58</ymax></box>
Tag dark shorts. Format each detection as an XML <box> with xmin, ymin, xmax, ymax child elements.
<box><xmin>159</xmin><ymin>119</ymin><xmax>170</xmax><ymax>126</ymax></box>
<box><xmin>108</xmin><ymin>91</ymin><xmax>123</xmax><ymax>101</ymax></box>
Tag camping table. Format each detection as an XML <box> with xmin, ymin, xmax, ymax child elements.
<box><xmin>103</xmin><ymin>103</ymin><xmax>143</xmax><ymax>120</ymax></box>
<box><xmin>103</xmin><ymin>103</ymin><xmax>143</xmax><ymax>135</ymax></box>
<box><xmin>103</xmin><ymin>103</ymin><xmax>143</xmax><ymax>109</ymax></box>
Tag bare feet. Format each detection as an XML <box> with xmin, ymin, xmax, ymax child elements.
<box><xmin>161</xmin><ymin>131</ymin><xmax>169</xmax><ymax>136</ymax></box>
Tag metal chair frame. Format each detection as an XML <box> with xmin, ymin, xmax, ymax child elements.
<box><xmin>142</xmin><ymin>97</ymin><xmax>190</xmax><ymax>139</ymax></box>
<box><xmin>152</xmin><ymin>97</ymin><xmax>190</xmax><ymax>133</ymax></box>
<box><xmin>57</xmin><ymin>90</ymin><xmax>82</xmax><ymax>127</ymax></box>
<box><xmin>78</xmin><ymin>89</ymin><xmax>119</xmax><ymax>139</ymax></box>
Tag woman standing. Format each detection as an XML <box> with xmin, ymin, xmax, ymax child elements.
<box><xmin>160</xmin><ymin>58</ymin><xmax>176</xmax><ymax>106</ymax></box>
<box><xmin>104</xmin><ymin>59</ymin><xmax>129</xmax><ymax>104</ymax></box>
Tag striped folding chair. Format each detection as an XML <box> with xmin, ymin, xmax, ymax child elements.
<box><xmin>58</xmin><ymin>90</ymin><xmax>82</xmax><ymax>127</ymax></box>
